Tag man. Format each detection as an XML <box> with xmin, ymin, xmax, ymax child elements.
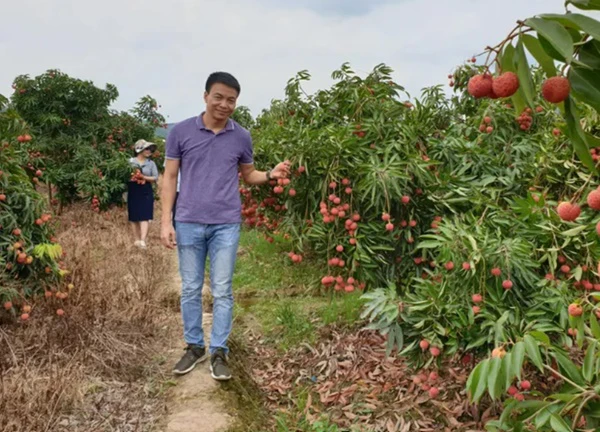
<box><xmin>161</xmin><ymin>71</ymin><xmax>290</xmax><ymax>381</ymax></box>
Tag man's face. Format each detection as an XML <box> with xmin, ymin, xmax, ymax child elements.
<box><xmin>204</xmin><ymin>83</ymin><xmax>238</xmax><ymax>122</ymax></box>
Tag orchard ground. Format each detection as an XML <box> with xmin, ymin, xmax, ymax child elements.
<box><xmin>0</xmin><ymin>179</ymin><xmax>503</xmax><ymax>432</ymax></box>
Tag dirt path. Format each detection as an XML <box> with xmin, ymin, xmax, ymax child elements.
<box><xmin>161</xmin><ymin>249</ymin><xmax>234</xmax><ymax>432</ymax></box>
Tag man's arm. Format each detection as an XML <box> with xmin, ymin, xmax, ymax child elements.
<box><xmin>160</xmin><ymin>159</ymin><xmax>180</xmax><ymax>248</ymax></box>
<box><xmin>240</xmin><ymin>161</ymin><xmax>291</xmax><ymax>185</ymax></box>
<box><xmin>239</xmin><ymin>164</ymin><xmax>270</xmax><ymax>186</ymax></box>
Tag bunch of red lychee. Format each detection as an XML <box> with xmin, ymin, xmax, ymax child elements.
<box><xmin>468</xmin><ymin>72</ymin><xmax>570</xmax><ymax>104</ymax></box>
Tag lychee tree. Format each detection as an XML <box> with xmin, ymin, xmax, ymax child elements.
<box><xmin>0</xmin><ymin>94</ymin><xmax>64</xmax><ymax>320</ymax></box>
<box><xmin>460</xmin><ymin>1</ymin><xmax>600</xmax><ymax>172</ymax></box>
<box><xmin>10</xmin><ymin>69</ymin><xmax>166</xmax><ymax>211</ymax></box>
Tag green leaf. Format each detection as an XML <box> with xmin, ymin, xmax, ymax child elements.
<box><xmin>501</xmin><ymin>44</ymin><xmax>527</xmax><ymax>114</ymax></box>
<box><xmin>564</xmin><ymin>96</ymin><xmax>596</xmax><ymax>173</ymax></box>
<box><xmin>590</xmin><ymin>313</ymin><xmax>600</xmax><ymax>340</ymax></box>
<box><xmin>568</xmin><ymin>0</ymin><xmax>600</xmax><ymax>11</ymax></box>
<box><xmin>535</xmin><ymin>408</ymin><xmax>552</xmax><ymax>429</ymax></box>
<box><xmin>473</xmin><ymin>359</ymin><xmax>491</xmax><ymax>403</ymax></box>
<box><xmin>569</xmin><ymin>65</ymin><xmax>600</xmax><ymax>114</ymax></box>
<box><xmin>562</xmin><ymin>225</ymin><xmax>587</xmax><ymax>237</ymax></box>
<box><xmin>579</xmin><ymin>40</ymin><xmax>600</xmax><ymax>70</ymax></box>
<box><xmin>513</xmin><ymin>342</ymin><xmax>526</xmax><ymax>381</ymax></box>
<box><xmin>540</xmin><ymin>35</ymin><xmax>567</xmax><ymax>61</ymax></box>
<box><xmin>514</xmin><ymin>37</ymin><xmax>536</xmax><ymax>107</ymax></box>
<box><xmin>554</xmin><ymin>351</ymin><xmax>586</xmax><ymax>386</ymax></box>
<box><xmin>530</xmin><ymin>331</ymin><xmax>551</xmax><ymax>345</ymax></box>
<box><xmin>525</xmin><ymin>17</ymin><xmax>575</xmax><ymax>62</ymax></box>
<box><xmin>524</xmin><ymin>334</ymin><xmax>544</xmax><ymax>372</ymax></box>
<box><xmin>522</xmin><ymin>34</ymin><xmax>557</xmax><ymax>78</ymax></box>
<box><xmin>586</xmin><ymin>132</ymin><xmax>600</xmax><ymax>148</ymax></box>
<box><xmin>487</xmin><ymin>357</ymin><xmax>505</xmax><ymax>400</ymax></box>
<box><xmin>550</xmin><ymin>413</ymin><xmax>573</xmax><ymax>432</ymax></box>
<box><xmin>583</xmin><ymin>340</ymin><xmax>597</xmax><ymax>383</ymax></box>
<box><xmin>541</xmin><ymin>13</ymin><xmax>600</xmax><ymax>41</ymax></box>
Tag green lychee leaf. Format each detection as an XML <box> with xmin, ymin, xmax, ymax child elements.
<box><xmin>525</xmin><ymin>17</ymin><xmax>575</xmax><ymax>63</ymax></box>
<box><xmin>564</xmin><ymin>96</ymin><xmax>596</xmax><ymax>173</ymax></box>
<box><xmin>583</xmin><ymin>340</ymin><xmax>597</xmax><ymax>383</ymax></box>
<box><xmin>578</xmin><ymin>40</ymin><xmax>600</xmax><ymax>70</ymax></box>
<box><xmin>521</xmin><ymin>34</ymin><xmax>557</xmax><ymax>78</ymax></box>
<box><xmin>540</xmin><ymin>13</ymin><xmax>600</xmax><ymax>41</ymax></box>
<box><xmin>567</xmin><ymin>0</ymin><xmax>600</xmax><ymax>11</ymax></box>
<box><xmin>514</xmin><ymin>37</ymin><xmax>536</xmax><ymax>108</ymax></box>
<box><xmin>569</xmin><ymin>65</ymin><xmax>600</xmax><ymax>114</ymax></box>
<box><xmin>524</xmin><ymin>334</ymin><xmax>544</xmax><ymax>372</ymax></box>
<box><xmin>512</xmin><ymin>341</ymin><xmax>526</xmax><ymax>381</ymax></box>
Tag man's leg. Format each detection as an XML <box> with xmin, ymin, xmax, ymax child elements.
<box><xmin>207</xmin><ymin>223</ymin><xmax>240</xmax><ymax>380</ymax></box>
<box><xmin>173</xmin><ymin>222</ymin><xmax>208</xmax><ymax>375</ymax></box>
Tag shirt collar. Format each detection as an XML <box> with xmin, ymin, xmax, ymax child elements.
<box><xmin>196</xmin><ymin>112</ymin><xmax>235</xmax><ymax>132</ymax></box>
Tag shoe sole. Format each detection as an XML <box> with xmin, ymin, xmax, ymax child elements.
<box><xmin>172</xmin><ymin>352</ymin><xmax>209</xmax><ymax>376</ymax></box>
<box><xmin>210</xmin><ymin>364</ymin><xmax>232</xmax><ymax>381</ymax></box>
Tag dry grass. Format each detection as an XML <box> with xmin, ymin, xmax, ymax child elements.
<box><xmin>0</xmin><ymin>203</ymin><xmax>174</xmax><ymax>432</ymax></box>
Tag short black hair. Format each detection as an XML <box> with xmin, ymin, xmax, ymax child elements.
<box><xmin>205</xmin><ymin>72</ymin><xmax>241</xmax><ymax>95</ymax></box>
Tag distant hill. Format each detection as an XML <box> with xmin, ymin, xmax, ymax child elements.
<box><xmin>154</xmin><ymin>123</ymin><xmax>177</xmax><ymax>139</ymax></box>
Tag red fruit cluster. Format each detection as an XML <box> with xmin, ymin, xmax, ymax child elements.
<box><xmin>556</xmin><ymin>201</ymin><xmax>581</xmax><ymax>222</ymax></box>
<box><xmin>412</xmin><ymin>370</ymin><xmax>441</xmax><ymax>399</ymax></box>
<box><xmin>130</xmin><ymin>169</ymin><xmax>146</xmax><ymax>185</ymax></box>
<box><xmin>17</xmin><ymin>134</ymin><xmax>32</xmax><ymax>143</ymax></box>
<box><xmin>352</xmin><ymin>124</ymin><xmax>366</xmax><ymax>138</ymax></box>
<box><xmin>91</xmin><ymin>195</ymin><xmax>100</xmax><ymax>212</ymax></box>
<box><xmin>287</xmin><ymin>251</ymin><xmax>303</xmax><ymax>264</ymax></box>
<box><xmin>541</xmin><ymin>76</ymin><xmax>570</xmax><ymax>103</ymax></box>
<box><xmin>516</xmin><ymin>108</ymin><xmax>533</xmax><ymax>131</ymax></box>
<box><xmin>468</xmin><ymin>72</ymin><xmax>520</xmax><ymax>99</ymax></box>
<box><xmin>321</xmin><ymin>275</ymin><xmax>364</xmax><ymax>293</ymax></box>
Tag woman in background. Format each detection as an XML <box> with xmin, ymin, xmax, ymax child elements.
<box><xmin>128</xmin><ymin>139</ymin><xmax>159</xmax><ymax>248</ymax></box>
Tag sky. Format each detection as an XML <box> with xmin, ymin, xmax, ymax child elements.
<box><xmin>0</xmin><ymin>0</ymin><xmax>597</xmax><ymax>123</ymax></box>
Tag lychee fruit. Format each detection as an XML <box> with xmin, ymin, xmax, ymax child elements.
<box><xmin>491</xmin><ymin>268</ymin><xmax>501</xmax><ymax>277</ymax></box>
<box><xmin>462</xmin><ymin>262</ymin><xmax>471</xmax><ymax>271</ymax></box>
<box><xmin>556</xmin><ymin>202</ymin><xmax>581</xmax><ymax>221</ymax></box>
<box><xmin>568</xmin><ymin>303</ymin><xmax>583</xmax><ymax>317</ymax></box>
<box><xmin>492</xmin><ymin>72</ymin><xmax>519</xmax><ymax>98</ymax></box>
<box><xmin>445</xmin><ymin>261</ymin><xmax>454</xmax><ymax>271</ymax></box>
<box><xmin>472</xmin><ymin>294</ymin><xmax>483</xmax><ymax>303</ymax></box>
<box><xmin>587</xmin><ymin>189</ymin><xmax>600</xmax><ymax>210</ymax></box>
<box><xmin>472</xmin><ymin>306</ymin><xmax>481</xmax><ymax>314</ymax></box>
<box><xmin>502</xmin><ymin>280</ymin><xmax>513</xmax><ymax>290</ymax></box>
<box><xmin>491</xmin><ymin>347</ymin><xmax>506</xmax><ymax>359</ymax></box>
<box><xmin>467</xmin><ymin>74</ymin><xmax>493</xmax><ymax>98</ymax></box>
<box><xmin>542</xmin><ymin>76</ymin><xmax>570</xmax><ymax>103</ymax></box>
<box><xmin>428</xmin><ymin>387</ymin><xmax>440</xmax><ymax>398</ymax></box>
<box><xmin>507</xmin><ymin>385</ymin><xmax>519</xmax><ymax>396</ymax></box>
<box><xmin>419</xmin><ymin>339</ymin><xmax>430</xmax><ymax>351</ymax></box>
<box><xmin>429</xmin><ymin>346</ymin><xmax>441</xmax><ymax>357</ymax></box>
<box><xmin>519</xmin><ymin>380</ymin><xmax>531</xmax><ymax>391</ymax></box>
<box><xmin>486</xmin><ymin>126</ymin><xmax>494</xmax><ymax>133</ymax></box>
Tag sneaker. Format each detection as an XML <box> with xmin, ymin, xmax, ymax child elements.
<box><xmin>173</xmin><ymin>344</ymin><xmax>208</xmax><ymax>375</ymax></box>
<box><xmin>134</xmin><ymin>240</ymin><xmax>142</xmax><ymax>247</ymax></box>
<box><xmin>139</xmin><ymin>240</ymin><xmax>147</xmax><ymax>249</ymax></box>
<box><xmin>210</xmin><ymin>348</ymin><xmax>232</xmax><ymax>381</ymax></box>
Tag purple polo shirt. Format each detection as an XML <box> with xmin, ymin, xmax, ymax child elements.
<box><xmin>165</xmin><ymin>113</ymin><xmax>253</xmax><ymax>224</ymax></box>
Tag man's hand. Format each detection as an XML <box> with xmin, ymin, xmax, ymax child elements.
<box><xmin>161</xmin><ymin>222</ymin><xmax>177</xmax><ymax>249</ymax></box>
<box><xmin>270</xmin><ymin>160</ymin><xmax>291</xmax><ymax>179</ymax></box>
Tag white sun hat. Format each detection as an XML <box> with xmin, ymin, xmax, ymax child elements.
<box><xmin>134</xmin><ymin>139</ymin><xmax>157</xmax><ymax>154</ymax></box>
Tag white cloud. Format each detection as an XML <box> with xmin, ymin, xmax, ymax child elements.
<box><xmin>0</xmin><ymin>0</ymin><xmax>597</xmax><ymax>122</ymax></box>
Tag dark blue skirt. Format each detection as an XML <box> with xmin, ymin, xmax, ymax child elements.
<box><xmin>127</xmin><ymin>181</ymin><xmax>154</xmax><ymax>222</ymax></box>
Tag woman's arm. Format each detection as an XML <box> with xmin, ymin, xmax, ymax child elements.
<box><xmin>144</xmin><ymin>161</ymin><xmax>159</xmax><ymax>183</ymax></box>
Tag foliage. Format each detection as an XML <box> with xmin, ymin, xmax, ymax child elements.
<box><xmin>0</xmin><ymin>95</ymin><xmax>63</xmax><ymax>308</ymax></box>
<box><xmin>10</xmin><ymin>69</ymin><xmax>166</xmax><ymax>209</ymax></box>
<box><xmin>231</xmin><ymin>105</ymin><xmax>255</xmax><ymax>130</ymax></box>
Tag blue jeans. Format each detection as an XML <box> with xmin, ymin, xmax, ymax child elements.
<box><xmin>176</xmin><ymin>222</ymin><xmax>241</xmax><ymax>354</ymax></box>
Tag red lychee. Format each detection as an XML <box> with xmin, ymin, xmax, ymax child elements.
<box><xmin>556</xmin><ymin>202</ymin><xmax>581</xmax><ymax>221</ymax></box>
<box><xmin>467</xmin><ymin>74</ymin><xmax>493</xmax><ymax>98</ymax></box>
<box><xmin>587</xmin><ymin>189</ymin><xmax>600</xmax><ymax>211</ymax></box>
<box><xmin>568</xmin><ymin>303</ymin><xmax>583</xmax><ymax>317</ymax></box>
<box><xmin>492</xmin><ymin>72</ymin><xmax>519</xmax><ymax>98</ymax></box>
<box><xmin>541</xmin><ymin>76</ymin><xmax>570</xmax><ymax>103</ymax></box>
